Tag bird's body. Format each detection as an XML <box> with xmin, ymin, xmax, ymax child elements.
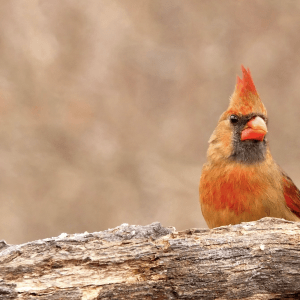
<box><xmin>199</xmin><ymin>66</ymin><xmax>300</xmax><ymax>228</ymax></box>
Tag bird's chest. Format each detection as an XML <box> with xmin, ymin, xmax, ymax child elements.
<box><xmin>200</xmin><ymin>165</ymin><xmax>269</xmax><ymax>227</ymax></box>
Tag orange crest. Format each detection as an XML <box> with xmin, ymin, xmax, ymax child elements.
<box><xmin>227</xmin><ymin>66</ymin><xmax>267</xmax><ymax>116</ymax></box>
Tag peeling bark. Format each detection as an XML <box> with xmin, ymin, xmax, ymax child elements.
<box><xmin>0</xmin><ymin>218</ymin><xmax>300</xmax><ymax>299</ymax></box>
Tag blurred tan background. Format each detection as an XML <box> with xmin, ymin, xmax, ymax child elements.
<box><xmin>0</xmin><ymin>0</ymin><xmax>300</xmax><ymax>244</ymax></box>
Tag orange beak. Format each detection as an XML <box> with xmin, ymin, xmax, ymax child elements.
<box><xmin>241</xmin><ymin>116</ymin><xmax>267</xmax><ymax>141</ymax></box>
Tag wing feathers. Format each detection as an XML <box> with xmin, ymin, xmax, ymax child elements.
<box><xmin>281</xmin><ymin>171</ymin><xmax>300</xmax><ymax>218</ymax></box>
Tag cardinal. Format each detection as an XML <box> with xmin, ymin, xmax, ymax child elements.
<box><xmin>199</xmin><ymin>66</ymin><xmax>300</xmax><ymax>228</ymax></box>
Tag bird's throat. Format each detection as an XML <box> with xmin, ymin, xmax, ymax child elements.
<box><xmin>230</xmin><ymin>138</ymin><xmax>267</xmax><ymax>164</ymax></box>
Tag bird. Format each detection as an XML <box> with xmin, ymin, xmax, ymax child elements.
<box><xmin>199</xmin><ymin>66</ymin><xmax>300</xmax><ymax>228</ymax></box>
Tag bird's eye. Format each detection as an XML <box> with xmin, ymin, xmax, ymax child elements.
<box><xmin>230</xmin><ymin>115</ymin><xmax>239</xmax><ymax>124</ymax></box>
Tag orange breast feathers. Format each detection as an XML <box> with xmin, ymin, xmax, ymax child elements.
<box><xmin>200</xmin><ymin>164</ymin><xmax>267</xmax><ymax>215</ymax></box>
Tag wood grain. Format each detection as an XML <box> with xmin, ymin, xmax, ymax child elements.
<box><xmin>1</xmin><ymin>218</ymin><xmax>300</xmax><ymax>299</ymax></box>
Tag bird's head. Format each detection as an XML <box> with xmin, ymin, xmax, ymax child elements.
<box><xmin>207</xmin><ymin>66</ymin><xmax>269</xmax><ymax>164</ymax></box>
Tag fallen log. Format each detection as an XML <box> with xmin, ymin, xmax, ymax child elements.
<box><xmin>0</xmin><ymin>218</ymin><xmax>300</xmax><ymax>299</ymax></box>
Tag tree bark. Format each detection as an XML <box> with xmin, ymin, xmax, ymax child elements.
<box><xmin>0</xmin><ymin>218</ymin><xmax>300</xmax><ymax>299</ymax></box>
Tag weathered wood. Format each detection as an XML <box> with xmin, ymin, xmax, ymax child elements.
<box><xmin>0</xmin><ymin>218</ymin><xmax>300</xmax><ymax>299</ymax></box>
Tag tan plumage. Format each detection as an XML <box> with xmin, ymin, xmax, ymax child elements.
<box><xmin>199</xmin><ymin>66</ymin><xmax>300</xmax><ymax>228</ymax></box>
